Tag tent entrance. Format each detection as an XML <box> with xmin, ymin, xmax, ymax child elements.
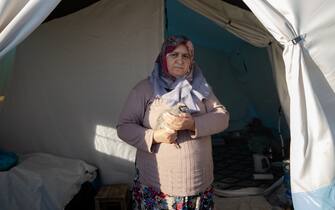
<box><xmin>166</xmin><ymin>0</ymin><xmax>291</xmax><ymax>206</ymax></box>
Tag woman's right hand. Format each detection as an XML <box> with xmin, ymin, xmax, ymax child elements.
<box><xmin>153</xmin><ymin>129</ymin><xmax>177</xmax><ymax>144</ymax></box>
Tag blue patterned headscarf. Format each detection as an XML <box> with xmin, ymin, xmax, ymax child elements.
<box><xmin>149</xmin><ymin>35</ymin><xmax>210</xmax><ymax>113</ymax></box>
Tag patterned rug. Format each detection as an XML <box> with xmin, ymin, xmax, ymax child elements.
<box><xmin>212</xmin><ymin>136</ymin><xmax>282</xmax><ymax>191</ymax></box>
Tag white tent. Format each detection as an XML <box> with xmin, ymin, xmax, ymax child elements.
<box><xmin>1</xmin><ymin>0</ymin><xmax>335</xmax><ymax>209</ymax></box>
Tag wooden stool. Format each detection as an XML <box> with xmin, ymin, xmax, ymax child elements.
<box><xmin>95</xmin><ymin>184</ymin><xmax>130</xmax><ymax>210</ymax></box>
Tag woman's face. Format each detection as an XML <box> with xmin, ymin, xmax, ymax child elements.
<box><xmin>166</xmin><ymin>45</ymin><xmax>191</xmax><ymax>78</ymax></box>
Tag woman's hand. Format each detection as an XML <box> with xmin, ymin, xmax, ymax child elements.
<box><xmin>162</xmin><ymin>112</ymin><xmax>195</xmax><ymax>131</ymax></box>
<box><xmin>153</xmin><ymin>129</ymin><xmax>177</xmax><ymax>144</ymax></box>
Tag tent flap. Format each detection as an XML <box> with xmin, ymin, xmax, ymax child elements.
<box><xmin>0</xmin><ymin>0</ymin><xmax>61</xmax><ymax>58</ymax></box>
<box><xmin>243</xmin><ymin>0</ymin><xmax>335</xmax><ymax>209</ymax></box>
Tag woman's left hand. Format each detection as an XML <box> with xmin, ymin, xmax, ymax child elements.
<box><xmin>162</xmin><ymin>112</ymin><xmax>195</xmax><ymax>131</ymax></box>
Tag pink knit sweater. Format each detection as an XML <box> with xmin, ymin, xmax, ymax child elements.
<box><xmin>117</xmin><ymin>79</ymin><xmax>229</xmax><ymax>196</ymax></box>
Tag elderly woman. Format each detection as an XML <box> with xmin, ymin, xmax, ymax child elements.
<box><xmin>117</xmin><ymin>35</ymin><xmax>229</xmax><ymax>210</ymax></box>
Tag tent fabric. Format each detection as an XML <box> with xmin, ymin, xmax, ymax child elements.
<box><xmin>243</xmin><ymin>0</ymin><xmax>335</xmax><ymax>209</ymax></box>
<box><xmin>266</xmin><ymin>42</ymin><xmax>290</xmax><ymax>123</ymax></box>
<box><xmin>179</xmin><ymin>0</ymin><xmax>272</xmax><ymax>47</ymax></box>
<box><xmin>0</xmin><ymin>0</ymin><xmax>164</xmax><ymax>185</ymax></box>
<box><xmin>0</xmin><ymin>49</ymin><xmax>15</xmax><ymax>105</ymax></box>
<box><xmin>0</xmin><ymin>0</ymin><xmax>60</xmax><ymax>58</ymax></box>
<box><xmin>178</xmin><ymin>0</ymin><xmax>290</xmax><ymax>122</ymax></box>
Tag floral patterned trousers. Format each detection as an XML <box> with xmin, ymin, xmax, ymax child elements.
<box><xmin>132</xmin><ymin>174</ymin><xmax>214</xmax><ymax>210</ymax></box>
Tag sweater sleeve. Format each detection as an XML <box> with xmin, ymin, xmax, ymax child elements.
<box><xmin>116</xmin><ymin>81</ymin><xmax>154</xmax><ymax>153</ymax></box>
<box><xmin>191</xmin><ymin>91</ymin><xmax>229</xmax><ymax>138</ymax></box>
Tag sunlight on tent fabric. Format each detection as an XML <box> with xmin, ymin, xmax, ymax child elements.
<box><xmin>94</xmin><ymin>125</ymin><xmax>136</xmax><ymax>163</ymax></box>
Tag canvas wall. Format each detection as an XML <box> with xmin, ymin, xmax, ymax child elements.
<box><xmin>194</xmin><ymin>43</ymin><xmax>281</xmax><ymax>132</ymax></box>
<box><xmin>0</xmin><ymin>0</ymin><xmax>164</xmax><ymax>184</ymax></box>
